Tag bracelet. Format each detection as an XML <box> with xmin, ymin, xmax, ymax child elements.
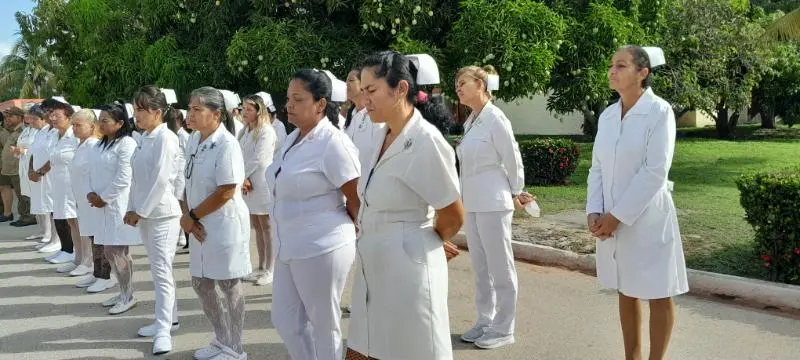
<box><xmin>188</xmin><ymin>209</ymin><xmax>200</xmax><ymax>222</ymax></box>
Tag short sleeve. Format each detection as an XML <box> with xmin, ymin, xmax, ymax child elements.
<box><xmin>215</xmin><ymin>138</ymin><xmax>245</xmax><ymax>186</ymax></box>
<box><xmin>404</xmin><ymin>131</ymin><xmax>460</xmax><ymax>210</ymax></box>
<box><xmin>321</xmin><ymin>133</ymin><xmax>361</xmax><ymax>188</ymax></box>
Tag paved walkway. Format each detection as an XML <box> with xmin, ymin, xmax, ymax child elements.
<box><xmin>0</xmin><ymin>224</ymin><xmax>798</xmax><ymax>359</ymax></box>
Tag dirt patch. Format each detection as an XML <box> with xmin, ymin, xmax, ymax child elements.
<box><xmin>512</xmin><ymin>210</ymin><xmax>596</xmax><ymax>255</ymax></box>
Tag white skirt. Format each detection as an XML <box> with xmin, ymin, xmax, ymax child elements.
<box><xmin>29</xmin><ymin>173</ymin><xmax>53</xmax><ymax>215</ymax></box>
<box><xmin>18</xmin><ymin>154</ymin><xmax>32</xmax><ymax>196</ymax></box>
<box><xmin>189</xmin><ymin>202</ymin><xmax>251</xmax><ymax>280</ymax></box>
<box><xmin>243</xmin><ymin>166</ymin><xmax>271</xmax><ymax>215</ymax></box>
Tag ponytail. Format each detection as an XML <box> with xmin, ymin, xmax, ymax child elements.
<box><xmin>415</xmin><ymin>94</ymin><xmax>452</xmax><ymax>136</ymax></box>
<box><xmin>325</xmin><ymin>102</ymin><xmax>341</xmax><ymax>129</ymax></box>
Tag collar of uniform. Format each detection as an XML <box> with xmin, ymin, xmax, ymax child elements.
<box><xmin>201</xmin><ymin>122</ymin><xmax>228</xmax><ymax>146</ymax></box>
<box><xmin>465</xmin><ymin>101</ymin><xmax>496</xmax><ymax>130</ymax></box>
<box><xmin>621</xmin><ymin>87</ymin><xmax>656</xmax><ymax>118</ymax></box>
<box><xmin>288</xmin><ymin>116</ymin><xmax>331</xmax><ymax>146</ymax></box>
<box><xmin>59</xmin><ymin>126</ymin><xmax>75</xmax><ymax>140</ymax></box>
<box><xmin>143</xmin><ymin>123</ymin><xmax>167</xmax><ymax>138</ymax></box>
<box><xmin>373</xmin><ymin>108</ymin><xmax>424</xmax><ymax>168</ymax></box>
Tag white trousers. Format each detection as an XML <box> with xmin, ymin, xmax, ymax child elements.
<box><xmin>140</xmin><ymin>216</ymin><xmax>181</xmax><ymax>337</ymax></box>
<box><xmin>272</xmin><ymin>243</ymin><xmax>355</xmax><ymax>360</ymax></box>
<box><xmin>465</xmin><ymin>211</ymin><xmax>518</xmax><ymax>335</ymax></box>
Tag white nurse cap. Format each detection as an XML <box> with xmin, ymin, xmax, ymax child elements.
<box><xmin>92</xmin><ymin>109</ymin><xmax>101</xmax><ymax>120</ymax></box>
<box><xmin>255</xmin><ymin>92</ymin><xmax>276</xmax><ymax>112</ymax></box>
<box><xmin>180</xmin><ymin>109</ymin><xmax>187</xmax><ymax>119</ymax></box>
<box><xmin>406</xmin><ymin>54</ymin><xmax>440</xmax><ymax>85</ymax></box>
<box><xmin>321</xmin><ymin>70</ymin><xmax>347</xmax><ymax>103</ymax></box>
<box><xmin>71</xmin><ymin>105</ymin><xmax>82</xmax><ymax>112</ymax></box>
<box><xmin>160</xmin><ymin>88</ymin><xmax>178</xmax><ymax>104</ymax></box>
<box><xmin>486</xmin><ymin>74</ymin><xmax>500</xmax><ymax>91</ymax></box>
<box><xmin>219</xmin><ymin>89</ymin><xmax>241</xmax><ymax>111</ymax></box>
<box><xmin>124</xmin><ymin>103</ymin><xmax>134</xmax><ymax>118</ymax></box>
<box><xmin>642</xmin><ymin>46</ymin><xmax>666</xmax><ymax>68</ymax></box>
<box><xmin>51</xmin><ymin>96</ymin><xmax>69</xmax><ymax>105</ymax></box>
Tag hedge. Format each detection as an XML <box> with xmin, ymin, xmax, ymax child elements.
<box><xmin>448</xmin><ymin>136</ymin><xmax>580</xmax><ymax>186</ymax></box>
<box><xmin>736</xmin><ymin>168</ymin><xmax>800</xmax><ymax>285</ymax></box>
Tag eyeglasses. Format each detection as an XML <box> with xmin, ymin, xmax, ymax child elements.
<box><xmin>185</xmin><ymin>141</ymin><xmax>216</xmax><ymax>180</ymax></box>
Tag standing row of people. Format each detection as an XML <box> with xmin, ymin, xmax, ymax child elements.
<box><xmin>7</xmin><ymin>44</ymin><xmax>687</xmax><ymax>360</ymax></box>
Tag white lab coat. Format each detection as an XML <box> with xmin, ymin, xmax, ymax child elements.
<box><xmin>233</xmin><ymin>118</ymin><xmax>245</xmax><ymax>137</ymax></box>
<box><xmin>344</xmin><ymin>108</ymin><xmax>385</xmax><ymax>170</ymax></box>
<box><xmin>70</xmin><ymin>137</ymin><xmax>101</xmax><ymax>237</ymax></box>
<box><xmin>129</xmin><ymin>124</ymin><xmax>182</xmax><ymax>219</ymax></box>
<box><xmin>267</xmin><ymin>117</ymin><xmax>359</xmax><ymax>261</ymax></box>
<box><xmin>272</xmin><ymin>119</ymin><xmax>287</xmax><ymax>157</ymax></box>
<box><xmin>87</xmin><ymin>136</ymin><xmax>140</xmax><ymax>246</ymax></box>
<box><xmin>185</xmin><ymin>123</ymin><xmax>251</xmax><ymax>280</ymax></box>
<box><xmin>238</xmin><ymin>124</ymin><xmax>276</xmax><ymax>215</ymax></box>
<box><xmin>457</xmin><ymin>102</ymin><xmax>525</xmax><ymax>212</ymax></box>
<box><xmin>348</xmin><ymin>109</ymin><xmax>458</xmax><ymax>360</ymax></box>
<box><xmin>587</xmin><ymin>88</ymin><xmax>689</xmax><ymax>300</ymax></box>
<box><xmin>131</xmin><ymin>131</ymin><xmax>142</xmax><ymax>145</ymax></box>
<box><xmin>175</xmin><ymin>127</ymin><xmax>191</xmax><ymax>200</ymax></box>
<box><xmin>16</xmin><ymin>126</ymin><xmax>39</xmax><ymax>196</ymax></box>
<box><xmin>50</xmin><ymin>127</ymin><xmax>78</xmax><ymax>220</ymax></box>
<box><xmin>28</xmin><ymin>125</ymin><xmax>58</xmax><ymax>215</ymax></box>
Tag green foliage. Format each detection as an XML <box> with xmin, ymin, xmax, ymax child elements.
<box><xmin>358</xmin><ymin>0</ymin><xmax>437</xmax><ymax>37</ymax></box>
<box><xmin>736</xmin><ymin>169</ymin><xmax>800</xmax><ymax>284</ymax></box>
<box><xmin>519</xmin><ymin>138</ymin><xmax>581</xmax><ymax>186</ymax></box>
<box><xmin>752</xmin><ymin>43</ymin><xmax>800</xmax><ymax>127</ymax></box>
<box><xmin>445</xmin><ymin>0</ymin><xmax>566</xmax><ymax>101</ymax></box>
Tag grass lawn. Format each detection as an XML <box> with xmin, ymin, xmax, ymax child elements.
<box><xmin>525</xmin><ymin>129</ymin><xmax>800</xmax><ymax>280</ymax></box>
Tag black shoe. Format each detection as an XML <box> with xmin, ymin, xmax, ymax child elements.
<box><xmin>0</xmin><ymin>215</ymin><xmax>13</xmax><ymax>223</ymax></box>
<box><xmin>11</xmin><ymin>218</ymin><xmax>36</xmax><ymax>227</ymax></box>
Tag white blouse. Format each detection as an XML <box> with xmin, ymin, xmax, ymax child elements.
<box><xmin>128</xmin><ymin>124</ymin><xmax>182</xmax><ymax>219</ymax></box>
<box><xmin>267</xmin><ymin>117</ymin><xmax>360</xmax><ymax>261</ymax></box>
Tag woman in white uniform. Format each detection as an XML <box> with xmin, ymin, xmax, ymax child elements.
<box><xmin>343</xmin><ymin>68</ymin><xmax>383</xmax><ymax>168</ymax></box>
<box><xmin>346</xmin><ymin>51</ymin><xmax>464</xmax><ymax>360</ymax></box>
<box><xmin>88</xmin><ymin>102</ymin><xmax>140</xmax><ymax>315</ymax></box>
<box><xmin>587</xmin><ymin>46</ymin><xmax>688</xmax><ymax>360</ymax></box>
<box><xmin>268</xmin><ymin>70</ymin><xmax>360</xmax><ymax>360</ymax></box>
<box><xmin>454</xmin><ymin>65</ymin><xmax>534</xmax><ymax>349</ymax></box>
<box><xmin>16</xmin><ymin>106</ymin><xmax>46</xmax><ymax>239</ymax></box>
<box><xmin>28</xmin><ymin>100</ymin><xmax>61</xmax><ymax>254</ymax></box>
<box><xmin>238</xmin><ymin>94</ymin><xmax>277</xmax><ymax>286</ymax></box>
<box><xmin>124</xmin><ymin>86</ymin><xmax>184</xmax><ymax>355</ymax></box>
<box><xmin>259</xmin><ymin>93</ymin><xmax>287</xmax><ymax>154</ymax></box>
<box><xmin>180</xmin><ymin>86</ymin><xmax>251</xmax><ymax>360</ymax></box>
<box><xmin>47</xmin><ymin>102</ymin><xmax>81</xmax><ymax>269</ymax></box>
<box><xmin>171</xmin><ymin>109</ymin><xmax>191</xmax><ymax>252</ymax></box>
<box><xmin>69</xmin><ymin>110</ymin><xmax>103</xmax><ymax>282</ymax></box>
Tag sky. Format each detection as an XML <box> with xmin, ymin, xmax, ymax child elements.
<box><xmin>0</xmin><ymin>0</ymin><xmax>35</xmax><ymax>59</ymax></box>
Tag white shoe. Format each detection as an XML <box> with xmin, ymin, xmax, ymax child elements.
<box><xmin>39</xmin><ymin>236</ymin><xmax>50</xmax><ymax>243</ymax></box>
<box><xmin>138</xmin><ymin>322</ymin><xmax>180</xmax><ymax>337</ymax></box>
<box><xmin>460</xmin><ymin>324</ymin><xmax>488</xmax><ymax>343</ymax></box>
<box><xmin>87</xmin><ymin>278</ymin><xmax>116</xmax><ymax>293</ymax></box>
<box><xmin>109</xmin><ymin>297</ymin><xmax>137</xmax><ymax>315</ymax></box>
<box><xmin>38</xmin><ymin>242</ymin><xmax>61</xmax><ymax>253</ymax></box>
<box><xmin>26</xmin><ymin>234</ymin><xmax>44</xmax><ymax>240</ymax></box>
<box><xmin>44</xmin><ymin>250</ymin><xmax>62</xmax><ymax>261</ymax></box>
<box><xmin>210</xmin><ymin>347</ymin><xmax>247</xmax><ymax>360</ymax></box>
<box><xmin>177</xmin><ymin>237</ymin><xmax>187</xmax><ymax>247</ymax></box>
<box><xmin>75</xmin><ymin>275</ymin><xmax>97</xmax><ymax>288</ymax></box>
<box><xmin>152</xmin><ymin>335</ymin><xmax>173</xmax><ymax>355</ymax></box>
<box><xmin>255</xmin><ymin>271</ymin><xmax>273</xmax><ymax>286</ymax></box>
<box><xmin>56</xmin><ymin>262</ymin><xmax>78</xmax><ymax>273</ymax></box>
<box><xmin>242</xmin><ymin>271</ymin><xmax>262</xmax><ymax>282</ymax></box>
<box><xmin>69</xmin><ymin>264</ymin><xmax>93</xmax><ymax>277</ymax></box>
<box><xmin>474</xmin><ymin>330</ymin><xmax>515</xmax><ymax>349</ymax></box>
<box><xmin>48</xmin><ymin>251</ymin><xmax>75</xmax><ymax>264</ymax></box>
<box><xmin>102</xmin><ymin>294</ymin><xmax>121</xmax><ymax>307</ymax></box>
<box><xmin>194</xmin><ymin>339</ymin><xmax>224</xmax><ymax>360</ymax></box>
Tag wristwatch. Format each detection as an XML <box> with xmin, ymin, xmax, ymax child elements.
<box><xmin>188</xmin><ymin>209</ymin><xmax>200</xmax><ymax>222</ymax></box>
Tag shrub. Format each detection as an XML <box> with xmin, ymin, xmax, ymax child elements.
<box><xmin>447</xmin><ymin>136</ymin><xmax>580</xmax><ymax>186</ymax></box>
<box><xmin>736</xmin><ymin>168</ymin><xmax>800</xmax><ymax>285</ymax></box>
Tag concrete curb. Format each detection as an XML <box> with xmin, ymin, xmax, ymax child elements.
<box><xmin>452</xmin><ymin>232</ymin><xmax>800</xmax><ymax>313</ymax></box>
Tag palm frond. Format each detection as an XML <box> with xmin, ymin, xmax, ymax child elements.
<box><xmin>764</xmin><ymin>7</ymin><xmax>800</xmax><ymax>41</ymax></box>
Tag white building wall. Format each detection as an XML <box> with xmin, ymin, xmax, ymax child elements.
<box><xmin>493</xmin><ymin>94</ymin><xmax>583</xmax><ymax>135</ymax></box>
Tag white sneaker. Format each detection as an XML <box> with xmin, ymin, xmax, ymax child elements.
<box><xmin>210</xmin><ymin>346</ymin><xmax>247</xmax><ymax>360</ymax></box>
<box><xmin>56</xmin><ymin>262</ymin><xmax>78</xmax><ymax>273</ymax></box>
<box><xmin>38</xmin><ymin>242</ymin><xmax>61</xmax><ymax>253</ymax></box>
<box><xmin>474</xmin><ymin>330</ymin><xmax>515</xmax><ymax>349</ymax></box>
<box><xmin>153</xmin><ymin>335</ymin><xmax>173</xmax><ymax>355</ymax></box>
<box><xmin>44</xmin><ymin>250</ymin><xmax>62</xmax><ymax>261</ymax></box>
<box><xmin>25</xmin><ymin>234</ymin><xmax>44</xmax><ymax>240</ymax></box>
<box><xmin>138</xmin><ymin>322</ymin><xmax>180</xmax><ymax>337</ymax></box>
<box><xmin>39</xmin><ymin>236</ymin><xmax>50</xmax><ymax>243</ymax></box>
<box><xmin>255</xmin><ymin>271</ymin><xmax>273</xmax><ymax>286</ymax></box>
<box><xmin>69</xmin><ymin>264</ymin><xmax>93</xmax><ymax>277</ymax></box>
<box><xmin>242</xmin><ymin>271</ymin><xmax>262</xmax><ymax>282</ymax></box>
<box><xmin>109</xmin><ymin>297</ymin><xmax>137</xmax><ymax>315</ymax></box>
<box><xmin>75</xmin><ymin>275</ymin><xmax>97</xmax><ymax>288</ymax></box>
<box><xmin>48</xmin><ymin>251</ymin><xmax>75</xmax><ymax>264</ymax></box>
<box><xmin>102</xmin><ymin>294</ymin><xmax>121</xmax><ymax>307</ymax></box>
<box><xmin>460</xmin><ymin>324</ymin><xmax>488</xmax><ymax>343</ymax></box>
<box><xmin>87</xmin><ymin>278</ymin><xmax>116</xmax><ymax>293</ymax></box>
<box><xmin>194</xmin><ymin>339</ymin><xmax>224</xmax><ymax>360</ymax></box>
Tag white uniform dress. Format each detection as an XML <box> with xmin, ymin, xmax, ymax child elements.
<box><xmin>587</xmin><ymin>88</ymin><xmax>689</xmax><ymax>300</ymax></box>
<box><xmin>348</xmin><ymin>109</ymin><xmax>459</xmax><ymax>360</ymax></box>
<box><xmin>87</xmin><ymin>136</ymin><xmax>140</xmax><ymax>246</ymax></box>
<box><xmin>70</xmin><ymin>137</ymin><xmax>101</xmax><ymax>236</ymax></box>
<box><xmin>456</xmin><ymin>101</ymin><xmax>525</xmax><ymax>336</ymax></box>
<box><xmin>185</xmin><ymin>123</ymin><xmax>251</xmax><ymax>280</ymax></box>
<box><xmin>29</xmin><ymin>125</ymin><xmax>58</xmax><ymax>215</ymax></box>
<box><xmin>344</xmin><ymin>108</ymin><xmax>384</xmax><ymax>170</ymax></box>
<box><xmin>50</xmin><ymin>127</ymin><xmax>78</xmax><ymax>220</ymax></box>
<box><xmin>272</xmin><ymin>119</ymin><xmax>287</xmax><ymax>157</ymax></box>
<box><xmin>237</xmin><ymin>124</ymin><xmax>276</xmax><ymax>214</ymax></box>
<box><xmin>174</xmin><ymin>127</ymin><xmax>190</xmax><ymax>201</ymax></box>
<box><xmin>267</xmin><ymin>117</ymin><xmax>359</xmax><ymax>360</ymax></box>
<box><xmin>16</xmin><ymin>126</ymin><xmax>39</xmax><ymax>196</ymax></box>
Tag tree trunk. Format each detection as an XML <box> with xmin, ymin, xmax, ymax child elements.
<box><xmin>715</xmin><ymin>101</ymin><xmax>733</xmax><ymax>139</ymax></box>
<box><xmin>761</xmin><ymin>109</ymin><xmax>776</xmax><ymax>129</ymax></box>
